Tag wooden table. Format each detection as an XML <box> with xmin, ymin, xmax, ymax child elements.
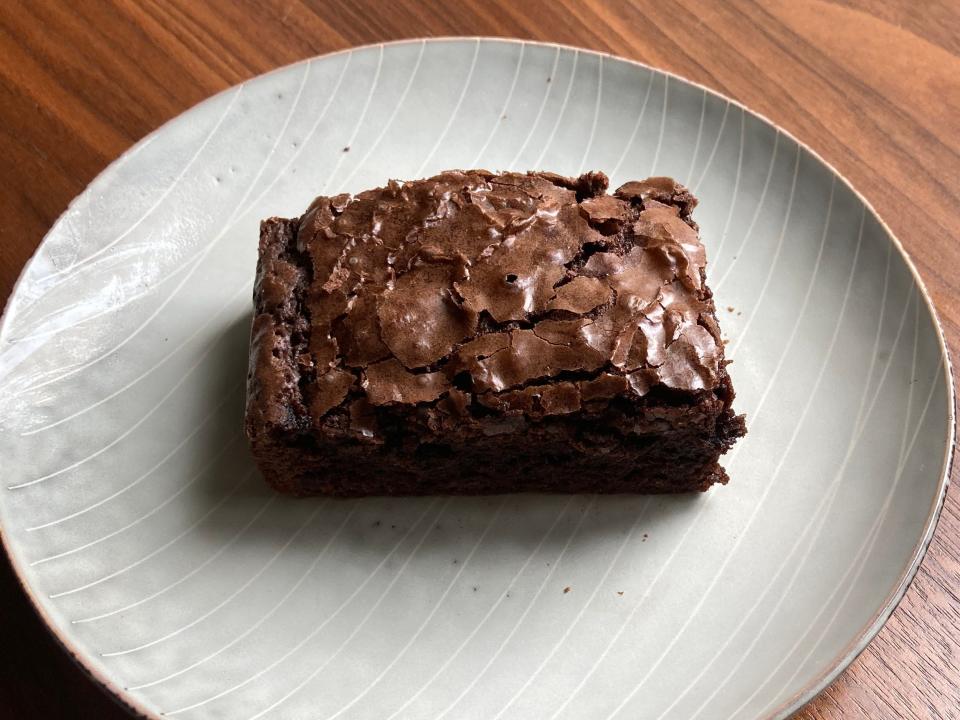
<box><xmin>1</xmin><ymin>1</ymin><xmax>957</xmax><ymax>717</ymax></box>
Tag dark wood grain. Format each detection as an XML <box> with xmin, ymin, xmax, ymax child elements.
<box><xmin>1</xmin><ymin>1</ymin><xmax>957</xmax><ymax>717</ymax></box>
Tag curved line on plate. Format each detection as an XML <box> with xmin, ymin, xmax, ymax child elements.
<box><xmin>897</xmin><ymin>299</ymin><xmax>922</xmax><ymax>466</ymax></box>
<box><xmin>163</xmin><ymin>499</ymin><xmax>443</xmax><ymax>717</ymax></box>
<box><xmin>382</xmin><ymin>497</ymin><xmax>577</xmax><ymax>720</ymax></box>
<box><xmin>21</xmin><ymin>282</ymin><xmax>249</xmax><ymax>436</ymax></box>
<box><xmin>30</xmin><ymin>92</ymin><xmax>240</xmax><ymax>287</ymax></box>
<box><xmin>101</xmin><ymin>501</ymin><xmax>326</xmax><ymax>658</ymax></box>
<box><xmin>647</xmin><ymin>76</ymin><xmax>669</xmax><ymax>176</ymax></box>
<box><xmin>727</xmin><ymin>145</ymin><xmax>801</xmax><ymax>357</ymax></box>
<box><xmin>685</xmin><ymin>88</ymin><xmax>708</xmax><ymax>183</ymax></box>
<box><xmin>489</xmin><ymin>498</ymin><xmax>654</xmax><ymax>720</ymax></box>
<box><xmin>9</xmin><ymin>333</ymin><xmax>234</xmax><ymax>489</ymax></box>
<box><xmin>318</xmin><ymin>45</ymin><xmax>385</xmax><ymax>194</ymax></box>
<box><xmin>414</xmin><ymin>38</ymin><xmax>482</xmax><ymax>179</ymax></box>
<box><xmin>665</xmin><ymin>232</ymin><xmax>897</xmax><ymax>720</ymax></box>
<box><xmin>507</xmin><ymin>47</ymin><xmax>562</xmax><ymax>169</ymax></box>
<box><xmin>72</xmin><ymin>489</ymin><xmax>270</xmax><ymax>623</ymax></box>
<box><xmin>576</xmin><ymin>55</ymin><xmax>603</xmax><ymax>175</ymax></box>
<box><xmin>126</xmin><ymin>504</ymin><xmax>360</xmax><ymax>690</ymax></box>
<box><xmin>432</xmin><ymin>498</ymin><xmax>597</xmax><ymax>720</ymax></box>
<box><xmin>608</xmin><ymin>70</ymin><xmax>657</xmax><ymax>180</ymax></box>
<box><xmin>26</xmin><ymin>391</ymin><xmax>242</xmax><ymax>531</ymax></box>
<box><xmin>30</xmin><ymin>433</ymin><xmax>242</xmax><ymax>563</ymax></box>
<box><xmin>338</xmin><ymin>40</ymin><xmax>427</xmax><ymax>188</ymax></box>
<box><xmin>710</xmin><ymin>108</ymin><xmax>746</xmax><ymax>264</ymax></box>
<box><xmin>848</xmin><ymin>240</ymin><xmax>896</xmax><ymax>439</ymax></box>
<box><xmin>713</xmin><ymin>131</ymin><xmax>782</xmax><ymax>292</ymax></box>
<box><xmin>469</xmin><ymin>43</ymin><xmax>527</xmax><ymax>167</ymax></box>
<box><xmin>531</xmin><ymin>50</ymin><xmax>580</xmax><ymax>170</ymax></box>
<box><xmin>51</xmin><ymin>470</ymin><xmax>259</xmax><ymax>600</ymax></box>
<box><xmin>14</xmin><ymin>51</ymin><xmax>352</xmax><ymax>398</ymax></box>
<box><xmin>692</xmin><ymin>100</ymin><xmax>731</xmax><ymax>193</ymax></box>
<box><xmin>320</xmin><ymin>499</ymin><xmax>509</xmax><ymax>720</ymax></box>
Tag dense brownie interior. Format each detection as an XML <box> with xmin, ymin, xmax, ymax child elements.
<box><xmin>245</xmin><ymin>170</ymin><xmax>744</xmax><ymax>496</ymax></box>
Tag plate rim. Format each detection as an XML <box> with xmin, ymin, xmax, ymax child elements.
<box><xmin>0</xmin><ymin>36</ymin><xmax>954</xmax><ymax>720</ymax></box>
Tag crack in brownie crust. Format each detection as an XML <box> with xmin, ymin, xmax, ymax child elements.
<box><xmin>245</xmin><ymin>170</ymin><xmax>745</xmax><ymax>496</ymax></box>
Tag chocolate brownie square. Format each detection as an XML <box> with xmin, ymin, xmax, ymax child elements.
<box><xmin>245</xmin><ymin>170</ymin><xmax>744</xmax><ymax>496</ymax></box>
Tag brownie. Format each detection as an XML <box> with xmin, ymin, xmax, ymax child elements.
<box><xmin>245</xmin><ymin>170</ymin><xmax>745</xmax><ymax>496</ymax></box>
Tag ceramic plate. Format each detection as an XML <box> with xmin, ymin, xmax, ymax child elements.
<box><xmin>0</xmin><ymin>38</ymin><xmax>953</xmax><ymax>720</ymax></box>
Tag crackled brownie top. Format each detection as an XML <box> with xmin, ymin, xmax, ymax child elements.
<box><xmin>256</xmin><ymin>170</ymin><xmax>724</xmax><ymax>426</ymax></box>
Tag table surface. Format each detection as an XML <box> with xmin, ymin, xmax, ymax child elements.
<box><xmin>1</xmin><ymin>1</ymin><xmax>958</xmax><ymax>717</ymax></box>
